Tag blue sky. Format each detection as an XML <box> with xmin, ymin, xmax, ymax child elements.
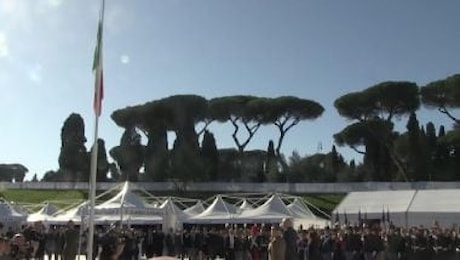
<box><xmin>0</xmin><ymin>0</ymin><xmax>459</xmax><ymax>179</ymax></box>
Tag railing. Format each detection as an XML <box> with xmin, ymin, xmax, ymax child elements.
<box><xmin>4</xmin><ymin>181</ymin><xmax>460</xmax><ymax>193</ymax></box>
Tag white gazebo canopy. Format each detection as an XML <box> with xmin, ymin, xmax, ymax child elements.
<box><xmin>287</xmin><ymin>198</ymin><xmax>329</xmax><ymax>228</ymax></box>
<box><xmin>183</xmin><ymin>201</ymin><xmax>206</xmax><ymax>216</ymax></box>
<box><xmin>0</xmin><ymin>199</ymin><xmax>26</xmax><ymax>228</ymax></box>
<box><xmin>238</xmin><ymin>194</ymin><xmax>292</xmax><ymax>223</ymax></box>
<box><xmin>238</xmin><ymin>199</ymin><xmax>254</xmax><ymax>212</ymax></box>
<box><xmin>186</xmin><ymin>195</ymin><xmax>238</xmax><ymax>224</ymax></box>
<box><xmin>27</xmin><ymin>202</ymin><xmax>59</xmax><ymax>223</ymax></box>
<box><xmin>50</xmin><ymin>182</ymin><xmax>163</xmax><ymax>225</ymax></box>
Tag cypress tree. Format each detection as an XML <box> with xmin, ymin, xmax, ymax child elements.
<box><xmin>331</xmin><ymin>145</ymin><xmax>340</xmax><ymax>176</ymax></box>
<box><xmin>201</xmin><ymin>130</ymin><xmax>219</xmax><ymax>181</ymax></box>
<box><xmin>266</xmin><ymin>140</ymin><xmax>279</xmax><ymax>182</ymax></box>
<box><xmin>406</xmin><ymin>112</ymin><xmax>424</xmax><ymax>180</ymax></box>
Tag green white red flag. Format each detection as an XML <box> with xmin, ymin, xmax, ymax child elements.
<box><xmin>92</xmin><ymin>0</ymin><xmax>104</xmax><ymax>117</ymax></box>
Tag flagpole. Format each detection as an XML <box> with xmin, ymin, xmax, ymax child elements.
<box><xmin>88</xmin><ymin>0</ymin><xmax>105</xmax><ymax>258</ymax></box>
<box><xmin>87</xmin><ymin>115</ymin><xmax>99</xmax><ymax>260</ymax></box>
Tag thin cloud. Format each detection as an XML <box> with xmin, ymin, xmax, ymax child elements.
<box><xmin>0</xmin><ymin>32</ymin><xmax>8</xmax><ymax>57</ymax></box>
<box><xmin>105</xmin><ymin>3</ymin><xmax>132</xmax><ymax>34</ymax></box>
<box><xmin>28</xmin><ymin>64</ymin><xmax>43</xmax><ymax>84</ymax></box>
<box><xmin>2</xmin><ymin>0</ymin><xmax>63</xmax><ymax>33</ymax></box>
<box><xmin>0</xmin><ymin>0</ymin><xmax>18</xmax><ymax>14</ymax></box>
<box><xmin>120</xmin><ymin>55</ymin><xmax>130</xmax><ymax>64</ymax></box>
<box><xmin>36</xmin><ymin>0</ymin><xmax>64</xmax><ymax>14</ymax></box>
<box><xmin>47</xmin><ymin>0</ymin><xmax>63</xmax><ymax>8</ymax></box>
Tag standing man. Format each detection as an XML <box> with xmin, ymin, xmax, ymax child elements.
<box><xmin>280</xmin><ymin>218</ymin><xmax>297</xmax><ymax>260</ymax></box>
<box><xmin>225</xmin><ymin>228</ymin><xmax>236</xmax><ymax>260</ymax></box>
<box><xmin>62</xmin><ymin>220</ymin><xmax>79</xmax><ymax>260</ymax></box>
<box><xmin>268</xmin><ymin>225</ymin><xmax>286</xmax><ymax>260</ymax></box>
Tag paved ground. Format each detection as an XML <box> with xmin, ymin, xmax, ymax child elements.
<box><xmin>44</xmin><ymin>255</ymin><xmax>178</xmax><ymax>260</ymax></box>
<box><xmin>44</xmin><ymin>256</ymin><xmax>223</xmax><ymax>260</ymax></box>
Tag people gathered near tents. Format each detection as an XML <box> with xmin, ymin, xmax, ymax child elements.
<box><xmin>1</xmin><ymin>218</ymin><xmax>460</xmax><ymax>259</ymax></box>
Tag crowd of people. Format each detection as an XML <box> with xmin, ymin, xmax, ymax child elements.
<box><xmin>0</xmin><ymin>218</ymin><xmax>460</xmax><ymax>259</ymax></box>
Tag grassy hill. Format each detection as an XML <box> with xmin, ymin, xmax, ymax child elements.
<box><xmin>0</xmin><ymin>189</ymin><xmax>344</xmax><ymax>215</ymax></box>
<box><xmin>303</xmin><ymin>194</ymin><xmax>344</xmax><ymax>217</ymax></box>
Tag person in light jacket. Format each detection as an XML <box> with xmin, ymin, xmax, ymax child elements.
<box><xmin>268</xmin><ymin>225</ymin><xmax>286</xmax><ymax>260</ymax></box>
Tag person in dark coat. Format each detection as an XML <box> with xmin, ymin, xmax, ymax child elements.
<box><xmin>281</xmin><ymin>218</ymin><xmax>298</xmax><ymax>260</ymax></box>
<box><xmin>120</xmin><ymin>228</ymin><xmax>138</xmax><ymax>260</ymax></box>
<box><xmin>164</xmin><ymin>228</ymin><xmax>175</xmax><ymax>256</ymax></box>
<box><xmin>307</xmin><ymin>230</ymin><xmax>322</xmax><ymax>260</ymax></box>
<box><xmin>152</xmin><ymin>228</ymin><xmax>165</xmax><ymax>257</ymax></box>
<box><xmin>9</xmin><ymin>233</ymin><xmax>36</xmax><ymax>259</ymax></box>
<box><xmin>297</xmin><ymin>231</ymin><xmax>308</xmax><ymax>260</ymax></box>
<box><xmin>224</xmin><ymin>228</ymin><xmax>236</xmax><ymax>260</ymax></box>
<box><xmin>62</xmin><ymin>221</ymin><xmax>79</xmax><ymax>260</ymax></box>
<box><xmin>46</xmin><ymin>226</ymin><xmax>60</xmax><ymax>260</ymax></box>
<box><xmin>182</xmin><ymin>229</ymin><xmax>193</xmax><ymax>258</ymax></box>
<box><xmin>143</xmin><ymin>227</ymin><xmax>155</xmax><ymax>259</ymax></box>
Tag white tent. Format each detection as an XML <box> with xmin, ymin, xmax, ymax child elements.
<box><xmin>160</xmin><ymin>198</ymin><xmax>188</xmax><ymax>230</ymax></box>
<box><xmin>333</xmin><ymin>190</ymin><xmax>416</xmax><ymax>227</ymax></box>
<box><xmin>287</xmin><ymin>198</ymin><xmax>329</xmax><ymax>228</ymax></box>
<box><xmin>287</xmin><ymin>198</ymin><xmax>315</xmax><ymax>218</ymax></box>
<box><xmin>93</xmin><ymin>182</ymin><xmax>163</xmax><ymax>225</ymax></box>
<box><xmin>407</xmin><ymin>189</ymin><xmax>460</xmax><ymax>227</ymax></box>
<box><xmin>27</xmin><ymin>202</ymin><xmax>59</xmax><ymax>223</ymax></box>
<box><xmin>238</xmin><ymin>199</ymin><xmax>254</xmax><ymax>212</ymax></box>
<box><xmin>160</xmin><ymin>198</ymin><xmax>186</xmax><ymax>215</ymax></box>
<box><xmin>186</xmin><ymin>195</ymin><xmax>238</xmax><ymax>224</ymax></box>
<box><xmin>51</xmin><ymin>182</ymin><xmax>163</xmax><ymax>225</ymax></box>
<box><xmin>95</xmin><ymin>215</ymin><xmax>162</xmax><ymax>226</ymax></box>
<box><xmin>0</xmin><ymin>199</ymin><xmax>26</xmax><ymax>228</ymax></box>
<box><xmin>10</xmin><ymin>202</ymin><xmax>29</xmax><ymax>216</ymax></box>
<box><xmin>238</xmin><ymin>194</ymin><xmax>292</xmax><ymax>223</ymax></box>
<box><xmin>49</xmin><ymin>201</ymin><xmax>88</xmax><ymax>224</ymax></box>
<box><xmin>183</xmin><ymin>201</ymin><xmax>205</xmax><ymax>216</ymax></box>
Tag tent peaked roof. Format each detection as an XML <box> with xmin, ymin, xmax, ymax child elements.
<box><xmin>0</xmin><ymin>199</ymin><xmax>24</xmax><ymax>217</ymax></box>
<box><xmin>27</xmin><ymin>203</ymin><xmax>60</xmax><ymax>223</ymax></box>
<box><xmin>198</xmin><ymin>195</ymin><xmax>237</xmax><ymax>216</ymax></box>
<box><xmin>238</xmin><ymin>199</ymin><xmax>254</xmax><ymax>211</ymax></box>
<box><xmin>10</xmin><ymin>202</ymin><xmax>28</xmax><ymax>215</ymax></box>
<box><xmin>242</xmin><ymin>194</ymin><xmax>291</xmax><ymax>217</ymax></box>
<box><xmin>240</xmin><ymin>199</ymin><xmax>253</xmax><ymax>209</ymax></box>
<box><xmin>287</xmin><ymin>198</ymin><xmax>316</xmax><ymax>218</ymax></box>
<box><xmin>160</xmin><ymin>198</ymin><xmax>188</xmax><ymax>221</ymax></box>
<box><xmin>97</xmin><ymin>182</ymin><xmax>150</xmax><ymax>209</ymax></box>
<box><xmin>36</xmin><ymin>203</ymin><xmax>59</xmax><ymax>216</ymax></box>
<box><xmin>257</xmin><ymin>194</ymin><xmax>291</xmax><ymax>215</ymax></box>
<box><xmin>160</xmin><ymin>198</ymin><xmax>184</xmax><ymax>214</ymax></box>
<box><xmin>186</xmin><ymin>195</ymin><xmax>238</xmax><ymax>224</ymax></box>
<box><xmin>184</xmin><ymin>201</ymin><xmax>205</xmax><ymax>216</ymax></box>
<box><xmin>58</xmin><ymin>201</ymin><xmax>89</xmax><ymax>219</ymax></box>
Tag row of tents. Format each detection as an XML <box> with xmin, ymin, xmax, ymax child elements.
<box><xmin>1</xmin><ymin>182</ymin><xmax>329</xmax><ymax>231</ymax></box>
<box><xmin>333</xmin><ymin>190</ymin><xmax>460</xmax><ymax>228</ymax></box>
<box><xmin>5</xmin><ymin>183</ymin><xmax>459</xmax><ymax>230</ymax></box>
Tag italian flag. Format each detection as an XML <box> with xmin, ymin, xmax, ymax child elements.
<box><xmin>92</xmin><ymin>0</ymin><xmax>104</xmax><ymax>117</ymax></box>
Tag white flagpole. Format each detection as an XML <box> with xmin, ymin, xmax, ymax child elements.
<box><xmin>77</xmin><ymin>214</ymin><xmax>85</xmax><ymax>259</ymax></box>
<box><xmin>87</xmin><ymin>116</ymin><xmax>99</xmax><ymax>260</ymax></box>
<box><xmin>120</xmin><ymin>183</ymin><xmax>126</xmax><ymax>227</ymax></box>
<box><xmin>87</xmin><ymin>0</ymin><xmax>105</xmax><ymax>259</ymax></box>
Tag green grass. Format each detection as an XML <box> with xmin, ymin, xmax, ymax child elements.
<box><xmin>0</xmin><ymin>189</ymin><xmax>345</xmax><ymax>217</ymax></box>
<box><xmin>0</xmin><ymin>189</ymin><xmax>86</xmax><ymax>205</ymax></box>
<box><xmin>303</xmin><ymin>194</ymin><xmax>345</xmax><ymax>216</ymax></box>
